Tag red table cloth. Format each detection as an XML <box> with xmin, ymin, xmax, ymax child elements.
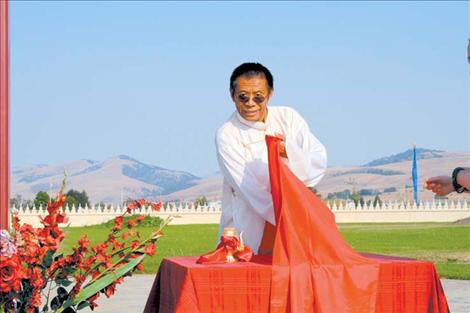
<box><xmin>144</xmin><ymin>253</ymin><xmax>448</xmax><ymax>313</ymax></box>
<box><xmin>145</xmin><ymin>136</ymin><xmax>449</xmax><ymax>313</ymax></box>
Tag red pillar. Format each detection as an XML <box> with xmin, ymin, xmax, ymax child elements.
<box><xmin>0</xmin><ymin>0</ymin><xmax>9</xmax><ymax>229</ymax></box>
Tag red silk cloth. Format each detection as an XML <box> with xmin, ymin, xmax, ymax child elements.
<box><xmin>267</xmin><ymin>135</ymin><xmax>378</xmax><ymax>312</ymax></box>
<box><xmin>144</xmin><ymin>135</ymin><xmax>449</xmax><ymax>313</ymax></box>
<box><xmin>144</xmin><ymin>254</ymin><xmax>449</xmax><ymax>313</ymax></box>
<box><xmin>196</xmin><ymin>235</ymin><xmax>253</xmax><ymax>264</ymax></box>
<box><xmin>264</xmin><ymin>135</ymin><xmax>448</xmax><ymax>312</ymax></box>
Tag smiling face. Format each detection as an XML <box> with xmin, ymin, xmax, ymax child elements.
<box><xmin>231</xmin><ymin>75</ymin><xmax>272</xmax><ymax>122</ymax></box>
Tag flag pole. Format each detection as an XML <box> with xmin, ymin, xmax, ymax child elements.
<box><xmin>411</xmin><ymin>143</ymin><xmax>418</xmax><ymax>205</ymax></box>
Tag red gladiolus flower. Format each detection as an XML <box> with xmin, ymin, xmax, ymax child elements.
<box><xmin>87</xmin><ymin>292</ymin><xmax>100</xmax><ymax>309</ymax></box>
<box><xmin>128</xmin><ymin>219</ymin><xmax>136</xmax><ymax>229</ymax></box>
<box><xmin>130</xmin><ymin>240</ymin><xmax>140</xmax><ymax>249</ymax></box>
<box><xmin>78</xmin><ymin>235</ymin><xmax>90</xmax><ymax>250</ymax></box>
<box><xmin>92</xmin><ymin>243</ymin><xmax>108</xmax><ymax>255</ymax></box>
<box><xmin>30</xmin><ymin>267</ymin><xmax>44</xmax><ymax>288</ymax></box>
<box><xmin>137</xmin><ymin>215</ymin><xmax>145</xmax><ymax>223</ymax></box>
<box><xmin>104</xmin><ymin>283</ymin><xmax>116</xmax><ymax>298</ymax></box>
<box><xmin>126</xmin><ymin>200</ymin><xmax>138</xmax><ymax>213</ymax></box>
<box><xmin>29</xmin><ymin>291</ymin><xmax>42</xmax><ymax>308</ymax></box>
<box><xmin>150</xmin><ymin>201</ymin><xmax>162</xmax><ymax>211</ymax></box>
<box><xmin>136</xmin><ymin>263</ymin><xmax>144</xmax><ymax>271</ymax></box>
<box><xmin>114</xmin><ymin>216</ymin><xmax>123</xmax><ymax>230</ymax></box>
<box><xmin>144</xmin><ymin>243</ymin><xmax>156</xmax><ymax>256</ymax></box>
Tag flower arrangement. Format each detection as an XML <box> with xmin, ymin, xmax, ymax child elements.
<box><xmin>0</xmin><ymin>178</ymin><xmax>168</xmax><ymax>313</ymax></box>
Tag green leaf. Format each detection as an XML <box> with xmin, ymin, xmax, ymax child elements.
<box><xmin>55</xmin><ymin>277</ymin><xmax>73</xmax><ymax>287</ymax></box>
<box><xmin>60</xmin><ymin>254</ymin><xmax>145</xmax><ymax>310</ymax></box>
<box><xmin>43</xmin><ymin>250</ymin><xmax>54</xmax><ymax>268</ymax></box>
<box><xmin>51</xmin><ymin>296</ymin><xmax>61</xmax><ymax>311</ymax></box>
<box><xmin>76</xmin><ymin>301</ymin><xmax>90</xmax><ymax>311</ymax></box>
<box><xmin>57</xmin><ymin>286</ymin><xmax>69</xmax><ymax>301</ymax></box>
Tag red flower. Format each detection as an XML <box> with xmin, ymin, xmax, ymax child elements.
<box><xmin>0</xmin><ymin>256</ymin><xmax>27</xmax><ymax>293</ymax></box>
<box><xmin>92</xmin><ymin>243</ymin><xmax>108</xmax><ymax>255</ymax></box>
<box><xmin>114</xmin><ymin>216</ymin><xmax>123</xmax><ymax>230</ymax></box>
<box><xmin>78</xmin><ymin>235</ymin><xmax>90</xmax><ymax>250</ymax></box>
<box><xmin>91</xmin><ymin>270</ymin><xmax>100</xmax><ymax>279</ymax></box>
<box><xmin>126</xmin><ymin>201</ymin><xmax>137</xmax><ymax>213</ymax></box>
<box><xmin>104</xmin><ymin>283</ymin><xmax>116</xmax><ymax>298</ymax></box>
<box><xmin>136</xmin><ymin>263</ymin><xmax>144</xmax><ymax>271</ymax></box>
<box><xmin>144</xmin><ymin>243</ymin><xmax>156</xmax><ymax>256</ymax></box>
<box><xmin>128</xmin><ymin>219</ymin><xmax>136</xmax><ymax>229</ymax></box>
<box><xmin>13</xmin><ymin>214</ymin><xmax>21</xmax><ymax>231</ymax></box>
<box><xmin>30</xmin><ymin>267</ymin><xmax>44</xmax><ymax>288</ymax></box>
<box><xmin>29</xmin><ymin>291</ymin><xmax>42</xmax><ymax>308</ymax></box>
<box><xmin>87</xmin><ymin>292</ymin><xmax>100</xmax><ymax>309</ymax></box>
<box><xmin>150</xmin><ymin>201</ymin><xmax>163</xmax><ymax>211</ymax></box>
<box><xmin>137</xmin><ymin>215</ymin><xmax>145</xmax><ymax>223</ymax></box>
<box><xmin>130</xmin><ymin>240</ymin><xmax>140</xmax><ymax>250</ymax></box>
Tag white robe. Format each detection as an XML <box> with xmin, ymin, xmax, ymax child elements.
<box><xmin>215</xmin><ymin>106</ymin><xmax>327</xmax><ymax>253</ymax></box>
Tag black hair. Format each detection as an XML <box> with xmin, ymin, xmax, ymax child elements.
<box><xmin>229</xmin><ymin>62</ymin><xmax>274</xmax><ymax>94</ymax></box>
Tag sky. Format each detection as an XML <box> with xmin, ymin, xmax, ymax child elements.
<box><xmin>9</xmin><ymin>1</ymin><xmax>470</xmax><ymax>177</ymax></box>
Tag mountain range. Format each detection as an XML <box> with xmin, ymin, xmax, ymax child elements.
<box><xmin>11</xmin><ymin>149</ymin><xmax>470</xmax><ymax>203</ymax></box>
<box><xmin>12</xmin><ymin>155</ymin><xmax>198</xmax><ymax>203</ymax></box>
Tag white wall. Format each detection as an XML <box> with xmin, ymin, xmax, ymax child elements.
<box><xmin>11</xmin><ymin>199</ymin><xmax>470</xmax><ymax>227</ymax></box>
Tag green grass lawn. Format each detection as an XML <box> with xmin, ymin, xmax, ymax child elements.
<box><xmin>61</xmin><ymin>222</ymin><xmax>470</xmax><ymax>279</ymax></box>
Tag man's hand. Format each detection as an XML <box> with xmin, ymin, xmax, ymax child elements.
<box><xmin>275</xmin><ymin>133</ymin><xmax>288</xmax><ymax>158</ymax></box>
<box><xmin>425</xmin><ymin>176</ymin><xmax>454</xmax><ymax>196</ymax></box>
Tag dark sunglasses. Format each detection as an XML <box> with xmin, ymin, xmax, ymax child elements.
<box><xmin>237</xmin><ymin>94</ymin><xmax>266</xmax><ymax>104</ymax></box>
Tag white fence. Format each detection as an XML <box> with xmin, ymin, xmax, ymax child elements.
<box><xmin>11</xmin><ymin>199</ymin><xmax>470</xmax><ymax>227</ymax></box>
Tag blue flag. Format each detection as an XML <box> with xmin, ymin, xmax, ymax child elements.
<box><xmin>412</xmin><ymin>146</ymin><xmax>418</xmax><ymax>204</ymax></box>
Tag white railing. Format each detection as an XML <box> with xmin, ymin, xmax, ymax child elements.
<box><xmin>10</xmin><ymin>199</ymin><xmax>470</xmax><ymax>227</ymax></box>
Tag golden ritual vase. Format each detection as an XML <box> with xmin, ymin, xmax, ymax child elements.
<box><xmin>222</xmin><ymin>227</ymin><xmax>238</xmax><ymax>263</ymax></box>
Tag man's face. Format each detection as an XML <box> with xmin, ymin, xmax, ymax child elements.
<box><xmin>231</xmin><ymin>75</ymin><xmax>272</xmax><ymax>122</ymax></box>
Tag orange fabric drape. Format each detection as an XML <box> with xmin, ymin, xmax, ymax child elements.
<box><xmin>266</xmin><ymin>135</ymin><xmax>380</xmax><ymax>313</ymax></box>
<box><xmin>266</xmin><ymin>135</ymin><xmax>449</xmax><ymax>313</ymax></box>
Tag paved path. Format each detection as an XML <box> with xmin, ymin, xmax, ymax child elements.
<box><xmin>92</xmin><ymin>275</ymin><xmax>470</xmax><ymax>313</ymax></box>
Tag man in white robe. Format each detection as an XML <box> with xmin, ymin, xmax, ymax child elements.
<box><xmin>216</xmin><ymin>63</ymin><xmax>327</xmax><ymax>253</ymax></box>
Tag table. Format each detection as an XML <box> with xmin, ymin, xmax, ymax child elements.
<box><xmin>144</xmin><ymin>253</ymin><xmax>448</xmax><ymax>313</ymax></box>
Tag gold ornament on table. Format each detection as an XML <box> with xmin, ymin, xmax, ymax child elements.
<box><xmin>222</xmin><ymin>227</ymin><xmax>245</xmax><ymax>263</ymax></box>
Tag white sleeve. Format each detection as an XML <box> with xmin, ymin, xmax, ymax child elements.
<box><xmin>215</xmin><ymin>132</ymin><xmax>276</xmax><ymax>225</ymax></box>
<box><xmin>284</xmin><ymin>111</ymin><xmax>327</xmax><ymax>187</ymax></box>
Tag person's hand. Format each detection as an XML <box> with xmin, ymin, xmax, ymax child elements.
<box><xmin>275</xmin><ymin>133</ymin><xmax>288</xmax><ymax>158</ymax></box>
<box><xmin>425</xmin><ymin>176</ymin><xmax>455</xmax><ymax>196</ymax></box>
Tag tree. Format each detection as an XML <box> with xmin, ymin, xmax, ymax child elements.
<box><xmin>326</xmin><ymin>189</ymin><xmax>351</xmax><ymax>200</ymax></box>
<box><xmin>34</xmin><ymin>191</ymin><xmax>50</xmax><ymax>208</ymax></box>
<box><xmin>383</xmin><ymin>187</ymin><xmax>397</xmax><ymax>193</ymax></box>
<box><xmin>9</xmin><ymin>194</ymin><xmax>23</xmax><ymax>208</ymax></box>
<box><xmin>194</xmin><ymin>196</ymin><xmax>208</xmax><ymax>208</ymax></box>
<box><xmin>65</xmin><ymin>195</ymin><xmax>78</xmax><ymax>208</ymax></box>
<box><xmin>351</xmin><ymin>191</ymin><xmax>364</xmax><ymax>206</ymax></box>
<box><xmin>372</xmin><ymin>195</ymin><xmax>383</xmax><ymax>207</ymax></box>
<box><xmin>66</xmin><ymin>189</ymin><xmax>90</xmax><ymax>207</ymax></box>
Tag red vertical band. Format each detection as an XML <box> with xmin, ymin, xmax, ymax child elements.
<box><xmin>0</xmin><ymin>0</ymin><xmax>9</xmax><ymax>229</ymax></box>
